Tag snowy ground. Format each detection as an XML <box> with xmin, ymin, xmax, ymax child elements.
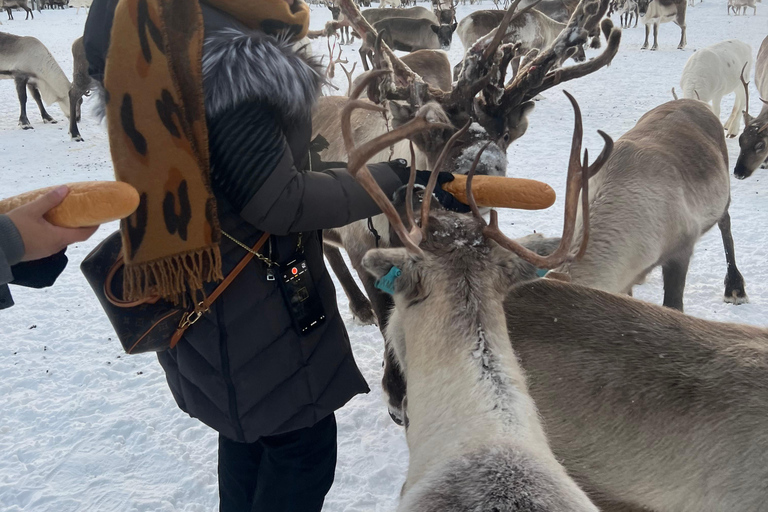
<box><xmin>1</xmin><ymin>2</ymin><xmax>767</xmax><ymax>511</ymax></box>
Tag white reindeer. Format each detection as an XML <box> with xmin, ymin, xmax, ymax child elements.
<box><xmin>679</xmin><ymin>39</ymin><xmax>752</xmax><ymax>137</ymax></box>
<box><xmin>0</xmin><ymin>32</ymin><xmax>71</xmax><ymax>130</ymax></box>
<box><xmin>348</xmin><ymin>81</ymin><xmax>603</xmax><ymax>512</ymax></box>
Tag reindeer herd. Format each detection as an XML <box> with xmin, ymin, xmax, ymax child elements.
<box><xmin>0</xmin><ymin>0</ymin><xmax>767</xmax><ymax>509</ymax></box>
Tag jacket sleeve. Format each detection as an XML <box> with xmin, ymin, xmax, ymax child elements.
<box><xmin>208</xmin><ymin>101</ymin><xmax>408</xmax><ymax>236</ymax></box>
<box><xmin>0</xmin><ymin>215</ymin><xmax>24</xmax><ymax>309</ymax></box>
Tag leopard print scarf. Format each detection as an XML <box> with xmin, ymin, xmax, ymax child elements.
<box><xmin>104</xmin><ymin>0</ymin><xmax>310</xmax><ymax>305</ymax></box>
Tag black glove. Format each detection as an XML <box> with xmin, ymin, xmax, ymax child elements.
<box><xmin>11</xmin><ymin>249</ymin><xmax>68</xmax><ymax>289</ymax></box>
<box><xmin>386</xmin><ymin>159</ymin><xmax>470</xmax><ymax>213</ymax></box>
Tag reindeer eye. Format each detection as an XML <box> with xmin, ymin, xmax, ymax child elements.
<box><xmin>503</xmin><ymin>132</ymin><xmax>511</xmax><ymax>143</ymax></box>
<box><xmin>757</xmin><ymin>142</ymin><xmax>766</xmax><ymax>152</ymax></box>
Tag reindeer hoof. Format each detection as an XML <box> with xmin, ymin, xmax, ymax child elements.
<box><xmin>388</xmin><ymin>408</ymin><xmax>405</xmax><ymax>427</ymax></box>
<box><xmin>20</xmin><ymin>124</ymin><xmax>33</xmax><ymax>130</ymax></box>
<box><xmin>72</xmin><ymin>135</ymin><xmax>84</xmax><ymax>142</ymax></box>
<box><xmin>724</xmin><ymin>291</ymin><xmax>749</xmax><ymax>305</ymax></box>
<box><xmin>351</xmin><ymin>306</ymin><xmax>377</xmax><ymax>326</ymax></box>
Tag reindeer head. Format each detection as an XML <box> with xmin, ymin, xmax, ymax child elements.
<box><xmin>326</xmin><ymin>0</ymin><xmax>342</xmax><ymax>20</ymax></box>
<box><xmin>430</xmin><ymin>21</ymin><xmax>458</xmax><ymax>49</ymax></box>
<box><xmin>735</xmin><ymin>72</ymin><xmax>768</xmax><ymax>179</ymax></box>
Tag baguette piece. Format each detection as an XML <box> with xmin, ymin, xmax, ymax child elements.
<box><xmin>442</xmin><ymin>175</ymin><xmax>556</xmax><ymax>210</ymax></box>
<box><xmin>0</xmin><ymin>182</ymin><xmax>141</xmax><ymax>228</ymax></box>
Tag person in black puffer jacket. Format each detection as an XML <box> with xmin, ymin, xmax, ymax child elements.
<box><xmin>83</xmin><ymin>1</ymin><xmax>463</xmax><ymax>510</ymax></box>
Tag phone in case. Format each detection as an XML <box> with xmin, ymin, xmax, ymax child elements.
<box><xmin>279</xmin><ymin>257</ymin><xmax>326</xmax><ymax>334</ymax></box>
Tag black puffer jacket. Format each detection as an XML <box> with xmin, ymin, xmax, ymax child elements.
<box><xmin>85</xmin><ymin>1</ymin><xmax>408</xmax><ymax>442</ymax></box>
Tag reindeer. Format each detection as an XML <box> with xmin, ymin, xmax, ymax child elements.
<box><xmin>640</xmin><ymin>0</ymin><xmax>687</xmax><ymax>50</ymax></box>
<box><xmin>362</xmin><ymin>6</ymin><xmax>439</xmax><ymax>25</ymax></box>
<box><xmin>616</xmin><ymin>0</ymin><xmax>639</xmax><ymax>27</ymax></box>
<box><xmin>456</xmin><ymin>9</ymin><xmax>588</xmax><ymax>77</ymax></box>
<box><xmin>320</xmin><ymin>0</ymin><xmax>619</xmax><ymax>337</ymax></box>
<box><xmin>326</xmin><ymin>1</ymin><xmax>353</xmax><ymax>45</ymax></box>
<box><xmin>728</xmin><ymin>0</ymin><xmax>756</xmax><ymax>15</ymax></box>
<box><xmin>2</xmin><ymin>0</ymin><xmax>33</xmax><ymax>19</ymax></box>
<box><xmin>0</xmin><ymin>33</ymin><xmax>71</xmax><ymax>130</ymax></box>
<box><xmin>379</xmin><ymin>0</ymin><xmax>401</xmax><ymax>7</ymax></box>
<box><xmin>432</xmin><ymin>0</ymin><xmax>456</xmax><ymax>23</ymax></box>
<box><xmin>552</xmin><ymin>98</ymin><xmax>748</xmax><ymax>312</ymax></box>
<box><xmin>373</xmin><ymin>17</ymin><xmax>458</xmax><ymax>53</ymax></box>
<box><xmin>347</xmin><ymin>72</ymin><xmax>604</xmax><ymax>512</ymax></box>
<box><xmin>678</xmin><ymin>39</ymin><xmax>752</xmax><ymax>138</ymax></box>
<box><xmin>735</xmin><ymin>35</ymin><xmax>768</xmax><ymax>179</ymax></box>
<box><xmin>69</xmin><ymin>37</ymin><xmax>95</xmax><ymax>142</ymax></box>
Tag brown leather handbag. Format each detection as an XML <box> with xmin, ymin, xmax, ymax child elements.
<box><xmin>81</xmin><ymin>231</ymin><xmax>270</xmax><ymax>354</ymax></box>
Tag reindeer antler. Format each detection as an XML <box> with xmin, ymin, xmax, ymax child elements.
<box><xmin>326</xmin><ymin>36</ymin><xmax>348</xmax><ymax>80</ymax></box>
<box><xmin>741</xmin><ymin>62</ymin><xmax>751</xmax><ymax>124</ymax></box>
<box><xmin>342</xmin><ymin>72</ymin><xmax>454</xmax><ymax>255</ymax></box>
<box><xmin>467</xmin><ymin>92</ymin><xmax>613</xmax><ymax>269</ymax></box>
<box><xmin>502</xmin><ymin>4</ymin><xmax>620</xmax><ymax>105</ymax></box>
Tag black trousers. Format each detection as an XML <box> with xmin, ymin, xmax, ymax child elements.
<box><xmin>218</xmin><ymin>414</ymin><xmax>338</xmax><ymax>512</ymax></box>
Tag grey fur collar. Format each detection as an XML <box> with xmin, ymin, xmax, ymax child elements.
<box><xmin>202</xmin><ymin>27</ymin><xmax>323</xmax><ymax>121</ymax></box>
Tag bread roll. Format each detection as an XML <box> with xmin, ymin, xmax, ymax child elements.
<box><xmin>0</xmin><ymin>181</ymin><xmax>141</xmax><ymax>228</ymax></box>
<box><xmin>442</xmin><ymin>175</ymin><xmax>556</xmax><ymax>210</ymax></box>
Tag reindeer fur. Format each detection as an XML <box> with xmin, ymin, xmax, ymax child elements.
<box><xmin>735</xmin><ymin>34</ymin><xmax>768</xmax><ymax>178</ymax></box>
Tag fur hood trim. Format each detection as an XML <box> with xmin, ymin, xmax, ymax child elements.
<box><xmin>202</xmin><ymin>27</ymin><xmax>323</xmax><ymax>121</ymax></box>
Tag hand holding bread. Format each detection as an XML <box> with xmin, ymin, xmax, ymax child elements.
<box><xmin>441</xmin><ymin>175</ymin><xmax>556</xmax><ymax>210</ymax></box>
<box><xmin>1</xmin><ymin>182</ymin><xmax>140</xmax><ymax>262</ymax></box>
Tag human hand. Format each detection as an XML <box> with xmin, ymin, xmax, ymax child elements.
<box><xmin>413</xmin><ymin>170</ymin><xmax>471</xmax><ymax>214</ymax></box>
<box><xmin>7</xmin><ymin>186</ymin><xmax>99</xmax><ymax>262</ymax></box>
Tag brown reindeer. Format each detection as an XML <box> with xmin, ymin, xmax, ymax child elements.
<box><xmin>69</xmin><ymin>37</ymin><xmax>95</xmax><ymax>141</ymax></box>
<box><xmin>640</xmin><ymin>0</ymin><xmax>687</xmax><ymax>50</ymax></box>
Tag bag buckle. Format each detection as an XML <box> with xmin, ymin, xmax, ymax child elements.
<box><xmin>179</xmin><ymin>303</ymin><xmax>207</xmax><ymax>329</ymax></box>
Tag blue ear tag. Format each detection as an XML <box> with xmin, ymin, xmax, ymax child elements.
<box><xmin>375</xmin><ymin>266</ymin><xmax>402</xmax><ymax>296</ymax></box>
<box><xmin>536</xmin><ymin>268</ymin><xmax>549</xmax><ymax>278</ymax></box>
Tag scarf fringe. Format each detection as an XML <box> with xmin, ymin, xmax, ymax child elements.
<box><xmin>123</xmin><ymin>246</ymin><xmax>224</xmax><ymax>308</ymax></box>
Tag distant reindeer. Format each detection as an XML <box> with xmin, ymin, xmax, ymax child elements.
<box><xmin>349</xmin><ymin>75</ymin><xmax>604</xmax><ymax>512</ymax></box>
<box><xmin>326</xmin><ymin>0</ymin><xmax>353</xmax><ymax>44</ymax></box>
<box><xmin>640</xmin><ymin>0</ymin><xmax>687</xmax><ymax>50</ymax></box>
<box><xmin>728</xmin><ymin>0</ymin><xmax>756</xmax><ymax>14</ymax></box>
<box><xmin>735</xmin><ymin>35</ymin><xmax>768</xmax><ymax>179</ymax></box>
<box><xmin>616</xmin><ymin>0</ymin><xmax>639</xmax><ymax>27</ymax></box>
<box><xmin>372</xmin><ymin>16</ymin><xmax>458</xmax><ymax>53</ymax></box>
<box><xmin>2</xmin><ymin>0</ymin><xmax>34</xmax><ymax>19</ymax></box>
<box><xmin>362</xmin><ymin>5</ymin><xmax>438</xmax><ymax>25</ymax></box>
<box><xmin>0</xmin><ymin>33</ymin><xmax>71</xmax><ymax>130</ymax></box>
<box><xmin>69</xmin><ymin>37</ymin><xmax>95</xmax><ymax>141</ymax></box>
<box><xmin>456</xmin><ymin>9</ymin><xmax>587</xmax><ymax>76</ymax></box>
<box><xmin>379</xmin><ymin>0</ymin><xmax>401</xmax><ymax>7</ymax></box>
<box><xmin>678</xmin><ymin>39</ymin><xmax>752</xmax><ymax>138</ymax></box>
<box><xmin>554</xmin><ymin>99</ymin><xmax>747</xmax><ymax>310</ymax></box>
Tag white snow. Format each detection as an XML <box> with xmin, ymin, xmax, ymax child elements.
<box><xmin>1</xmin><ymin>3</ymin><xmax>768</xmax><ymax>511</ymax></box>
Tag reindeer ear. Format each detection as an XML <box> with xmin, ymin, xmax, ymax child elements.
<box><xmin>431</xmin><ymin>24</ymin><xmax>440</xmax><ymax>34</ymax></box>
<box><xmin>362</xmin><ymin>248</ymin><xmax>413</xmax><ymax>279</ymax></box>
<box><xmin>451</xmin><ymin>21</ymin><xmax>458</xmax><ymax>31</ymax></box>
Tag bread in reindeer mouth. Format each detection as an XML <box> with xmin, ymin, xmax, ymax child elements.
<box><xmin>442</xmin><ymin>175</ymin><xmax>557</xmax><ymax>210</ymax></box>
<box><xmin>0</xmin><ymin>182</ymin><xmax>141</xmax><ymax>228</ymax></box>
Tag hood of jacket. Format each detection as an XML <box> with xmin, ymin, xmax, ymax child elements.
<box><xmin>201</xmin><ymin>3</ymin><xmax>324</xmax><ymax>123</ymax></box>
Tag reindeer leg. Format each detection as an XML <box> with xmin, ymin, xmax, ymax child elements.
<box><xmin>359</xmin><ymin>47</ymin><xmax>370</xmax><ymax>71</ymax></box>
<box><xmin>69</xmin><ymin>89</ymin><xmax>83</xmax><ymax>141</ymax></box>
<box><xmin>15</xmin><ymin>77</ymin><xmax>32</xmax><ymax>129</ymax></box>
<box><xmin>29</xmin><ymin>85</ymin><xmax>55</xmax><ymax>124</ymax></box>
<box><xmin>642</xmin><ymin>23</ymin><xmax>650</xmax><ymax>49</ymax></box>
<box><xmin>324</xmin><ymin>243</ymin><xmax>376</xmax><ymax>325</ymax></box>
<box><xmin>725</xmin><ymin>84</ymin><xmax>745</xmax><ymax>138</ymax></box>
<box><xmin>677</xmin><ymin>18</ymin><xmax>687</xmax><ymax>49</ymax></box>
<box><xmin>662</xmin><ymin>250</ymin><xmax>692</xmax><ymax>312</ymax></box>
<box><xmin>651</xmin><ymin>22</ymin><xmax>659</xmax><ymax>50</ymax></box>
<box><xmin>719</xmin><ymin>210</ymin><xmax>748</xmax><ymax>304</ymax></box>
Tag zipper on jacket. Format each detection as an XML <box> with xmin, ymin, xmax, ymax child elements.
<box><xmin>217</xmin><ymin>299</ymin><xmax>246</xmax><ymax>442</ymax></box>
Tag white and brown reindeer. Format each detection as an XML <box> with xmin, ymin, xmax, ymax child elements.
<box><xmin>374</xmin><ymin>100</ymin><xmax>768</xmax><ymax>512</ymax></box>
<box><xmin>551</xmin><ymin>98</ymin><xmax>748</xmax><ymax>311</ymax></box>
<box><xmin>346</xmin><ymin>72</ymin><xmax>605</xmax><ymax>511</ymax></box>
<box><xmin>735</xmin><ymin>34</ymin><xmax>768</xmax><ymax>179</ymax></box>
<box><xmin>640</xmin><ymin>0</ymin><xmax>687</xmax><ymax>50</ymax></box>
<box><xmin>317</xmin><ymin>0</ymin><xmax>620</xmax><ymax>326</ymax></box>
<box><xmin>676</xmin><ymin>39</ymin><xmax>752</xmax><ymax>138</ymax></box>
<box><xmin>0</xmin><ymin>32</ymin><xmax>72</xmax><ymax>132</ymax></box>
